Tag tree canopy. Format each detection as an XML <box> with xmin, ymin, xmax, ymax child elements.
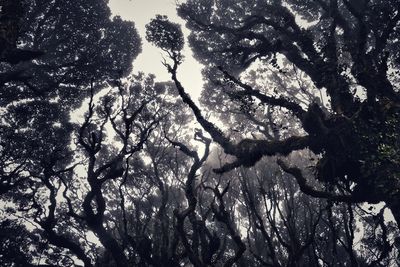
<box><xmin>1</xmin><ymin>0</ymin><xmax>400</xmax><ymax>266</ymax></box>
<box><xmin>174</xmin><ymin>0</ymin><xmax>400</xmax><ymax>220</ymax></box>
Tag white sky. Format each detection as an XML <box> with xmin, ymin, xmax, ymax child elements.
<box><xmin>108</xmin><ymin>0</ymin><xmax>204</xmax><ymax>100</ymax></box>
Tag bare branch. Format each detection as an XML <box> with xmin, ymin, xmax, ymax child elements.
<box><xmin>277</xmin><ymin>159</ymin><xmax>363</xmax><ymax>203</ymax></box>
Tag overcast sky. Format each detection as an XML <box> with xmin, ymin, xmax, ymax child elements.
<box><xmin>108</xmin><ymin>0</ymin><xmax>204</xmax><ymax>100</ymax></box>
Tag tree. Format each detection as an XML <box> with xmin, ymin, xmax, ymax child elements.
<box><xmin>2</xmin><ymin>0</ymin><xmax>400</xmax><ymax>265</ymax></box>
<box><xmin>0</xmin><ymin>0</ymin><xmax>140</xmax><ymax>195</ymax></box>
<box><xmin>0</xmin><ymin>0</ymin><xmax>141</xmax><ymax>265</ymax></box>
<box><xmin>148</xmin><ymin>0</ymin><xmax>400</xmax><ymax>225</ymax></box>
<box><xmin>1</xmin><ymin>0</ymin><xmax>141</xmax><ymax>105</ymax></box>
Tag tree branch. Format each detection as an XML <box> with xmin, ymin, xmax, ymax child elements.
<box><xmin>218</xmin><ymin>66</ymin><xmax>306</xmax><ymax>119</ymax></box>
<box><xmin>277</xmin><ymin>159</ymin><xmax>364</xmax><ymax>203</ymax></box>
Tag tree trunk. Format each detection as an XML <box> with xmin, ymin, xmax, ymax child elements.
<box><xmin>93</xmin><ymin>225</ymin><xmax>129</xmax><ymax>267</ymax></box>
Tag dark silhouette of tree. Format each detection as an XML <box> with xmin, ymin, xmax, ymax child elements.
<box><xmin>1</xmin><ymin>0</ymin><xmax>141</xmax><ymax>105</ymax></box>
<box><xmin>147</xmin><ymin>0</ymin><xmax>400</xmax><ymax>225</ymax></box>
<box><xmin>1</xmin><ymin>0</ymin><xmax>141</xmax><ymax>265</ymax></box>
<box><xmin>0</xmin><ymin>0</ymin><xmax>140</xmax><ymax>194</ymax></box>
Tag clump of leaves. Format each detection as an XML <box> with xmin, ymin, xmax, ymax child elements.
<box><xmin>355</xmin><ymin>101</ymin><xmax>400</xmax><ymax>177</ymax></box>
<box><xmin>146</xmin><ymin>15</ymin><xmax>184</xmax><ymax>52</ymax></box>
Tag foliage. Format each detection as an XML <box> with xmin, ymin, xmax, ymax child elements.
<box><xmin>146</xmin><ymin>15</ymin><xmax>184</xmax><ymax>53</ymax></box>
<box><xmin>1</xmin><ymin>0</ymin><xmax>141</xmax><ymax>106</ymax></box>
<box><xmin>174</xmin><ymin>0</ymin><xmax>400</xmax><ymax>221</ymax></box>
<box><xmin>1</xmin><ymin>0</ymin><xmax>400</xmax><ymax>266</ymax></box>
